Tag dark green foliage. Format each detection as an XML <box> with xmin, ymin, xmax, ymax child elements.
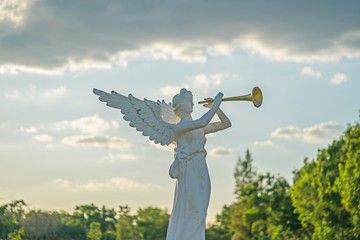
<box><xmin>137</xmin><ymin>206</ymin><xmax>170</xmax><ymax>240</ymax></box>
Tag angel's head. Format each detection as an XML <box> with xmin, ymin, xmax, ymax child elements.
<box><xmin>172</xmin><ymin>88</ymin><xmax>194</xmax><ymax>116</ymax></box>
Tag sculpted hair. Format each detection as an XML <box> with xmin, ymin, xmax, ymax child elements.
<box><xmin>172</xmin><ymin>88</ymin><xmax>192</xmax><ymax>115</ymax></box>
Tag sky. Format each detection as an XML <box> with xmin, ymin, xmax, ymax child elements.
<box><xmin>1</xmin><ymin>0</ymin><xmax>359</xmax><ymax>222</ymax></box>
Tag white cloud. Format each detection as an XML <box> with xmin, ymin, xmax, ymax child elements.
<box><xmin>19</xmin><ymin>126</ymin><xmax>37</xmax><ymax>133</ymax></box>
<box><xmin>330</xmin><ymin>73</ymin><xmax>348</xmax><ymax>85</ymax></box>
<box><xmin>53</xmin><ymin>177</ymin><xmax>160</xmax><ymax>191</ymax></box>
<box><xmin>208</xmin><ymin>146</ymin><xmax>233</xmax><ymax>157</ymax></box>
<box><xmin>271</xmin><ymin>121</ymin><xmax>344</xmax><ymax>143</ymax></box>
<box><xmin>301</xmin><ymin>67</ymin><xmax>322</xmax><ymax>78</ymax></box>
<box><xmin>51</xmin><ymin>115</ymin><xmax>119</xmax><ymax>134</ymax></box>
<box><xmin>4</xmin><ymin>85</ymin><xmax>68</xmax><ymax>100</ymax></box>
<box><xmin>4</xmin><ymin>89</ymin><xmax>21</xmax><ymax>99</ymax></box>
<box><xmin>33</xmin><ymin>133</ymin><xmax>54</xmax><ymax>142</ymax></box>
<box><xmin>104</xmin><ymin>153</ymin><xmax>137</xmax><ymax>163</ymax></box>
<box><xmin>160</xmin><ymin>73</ymin><xmax>236</xmax><ymax>97</ymax></box>
<box><xmin>271</xmin><ymin>125</ymin><xmax>303</xmax><ymax>139</ymax></box>
<box><xmin>302</xmin><ymin>121</ymin><xmax>344</xmax><ymax>143</ymax></box>
<box><xmin>44</xmin><ymin>86</ymin><xmax>68</xmax><ymax>98</ymax></box>
<box><xmin>62</xmin><ymin>135</ymin><xmax>131</xmax><ymax>149</ymax></box>
<box><xmin>254</xmin><ymin>140</ymin><xmax>274</xmax><ymax>146</ymax></box>
<box><xmin>0</xmin><ymin>0</ymin><xmax>33</xmax><ymax>26</ymax></box>
<box><xmin>207</xmin><ymin>43</ymin><xmax>235</xmax><ymax>56</ymax></box>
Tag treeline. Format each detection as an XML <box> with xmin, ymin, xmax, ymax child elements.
<box><xmin>0</xmin><ymin>201</ymin><xmax>169</xmax><ymax>240</ymax></box>
<box><xmin>1</xmin><ymin>121</ymin><xmax>359</xmax><ymax>240</ymax></box>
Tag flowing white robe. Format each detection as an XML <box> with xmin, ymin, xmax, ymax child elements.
<box><xmin>166</xmin><ymin>131</ymin><xmax>210</xmax><ymax>240</ymax></box>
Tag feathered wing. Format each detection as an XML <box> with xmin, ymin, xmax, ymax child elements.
<box><xmin>93</xmin><ymin>88</ymin><xmax>176</xmax><ymax>145</ymax></box>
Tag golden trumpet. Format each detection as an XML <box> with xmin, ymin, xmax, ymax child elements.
<box><xmin>198</xmin><ymin>86</ymin><xmax>263</xmax><ymax>108</ymax></box>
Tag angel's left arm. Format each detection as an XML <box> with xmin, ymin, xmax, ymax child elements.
<box><xmin>203</xmin><ymin>107</ymin><xmax>231</xmax><ymax>134</ymax></box>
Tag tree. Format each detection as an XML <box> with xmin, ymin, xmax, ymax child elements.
<box><xmin>57</xmin><ymin>210</ymin><xmax>87</xmax><ymax>240</ymax></box>
<box><xmin>7</xmin><ymin>228</ymin><xmax>24</xmax><ymax>240</ymax></box>
<box><xmin>116</xmin><ymin>205</ymin><xmax>140</xmax><ymax>240</ymax></box>
<box><xmin>0</xmin><ymin>200</ymin><xmax>27</xmax><ymax>239</ymax></box>
<box><xmin>290</xmin><ymin>121</ymin><xmax>360</xmax><ymax>239</ymax></box>
<box><xmin>234</xmin><ymin>149</ymin><xmax>257</xmax><ymax>195</ymax></box>
<box><xmin>87</xmin><ymin>222</ymin><xmax>103</xmax><ymax>240</ymax></box>
<box><xmin>206</xmin><ymin>205</ymin><xmax>233</xmax><ymax>240</ymax></box>
<box><xmin>336</xmin><ymin>122</ymin><xmax>360</xmax><ymax>236</ymax></box>
<box><xmin>21</xmin><ymin>210</ymin><xmax>60</xmax><ymax>239</ymax></box>
<box><xmin>136</xmin><ymin>206</ymin><xmax>170</xmax><ymax>240</ymax></box>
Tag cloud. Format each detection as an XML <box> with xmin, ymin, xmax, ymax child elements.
<box><xmin>19</xmin><ymin>126</ymin><xmax>37</xmax><ymax>133</ymax></box>
<box><xmin>4</xmin><ymin>85</ymin><xmax>68</xmax><ymax>100</ymax></box>
<box><xmin>102</xmin><ymin>153</ymin><xmax>137</xmax><ymax>163</ymax></box>
<box><xmin>301</xmin><ymin>67</ymin><xmax>322</xmax><ymax>78</ymax></box>
<box><xmin>160</xmin><ymin>73</ymin><xmax>236</xmax><ymax>97</ymax></box>
<box><xmin>43</xmin><ymin>86</ymin><xmax>67</xmax><ymax>98</ymax></box>
<box><xmin>33</xmin><ymin>133</ymin><xmax>54</xmax><ymax>142</ymax></box>
<box><xmin>208</xmin><ymin>146</ymin><xmax>233</xmax><ymax>157</ymax></box>
<box><xmin>302</xmin><ymin>121</ymin><xmax>344</xmax><ymax>143</ymax></box>
<box><xmin>51</xmin><ymin>115</ymin><xmax>119</xmax><ymax>134</ymax></box>
<box><xmin>4</xmin><ymin>89</ymin><xmax>21</xmax><ymax>99</ymax></box>
<box><xmin>1</xmin><ymin>1</ymin><xmax>360</xmax><ymax>74</ymax></box>
<box><xmin>62</xmin><ymin>135</ymin><xmax>131</xmax><ymax>149</ymax></box>
<box><xmin>53</xmin><ymin>177</ymin><xmax>160</xmax><ymax>191</ymax></box>
<box><xmin>330</xmin><ymin>73</ymin><xmax>348</xmax><ymax>85</ymax></box>
<box><xmin>0</xmin><ymin>0</ymin><xmax>33</xmax><ymax>26</ymax></box>
<box><xmin>271</xmin><ymin>125</ymin><xmax>303</xmax><ymax>139</ymax></box>
<box><xmin>271</xmin><ymin>121</ymin><xmax>344</xmax><ymax>143</ymax></box>
<box><xmin>254</xmin><ymin>140</ymin><xmax>274</xmax><ymax>146</ymax></box>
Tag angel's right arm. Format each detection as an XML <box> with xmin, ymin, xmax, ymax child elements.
<box><xmin>173</xmin><ymin>93</ymin><xmax>223</xmax><ymax>136</ymax></box>
<box><xmin>203</xmin><ymin>107</ymin><xmax>231</xmax><ymax>134</ymax></box>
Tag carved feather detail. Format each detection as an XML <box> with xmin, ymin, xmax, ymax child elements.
<box><xmin>93</xmin><ymin>88</ymin><xmax>176</xmax><ymax>145</ymax></box>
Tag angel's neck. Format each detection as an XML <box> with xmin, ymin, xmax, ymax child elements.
<box><xmin>179</xmin><ymin>112</ymin><xmax>192</xmax><ymax>121</ymax></box>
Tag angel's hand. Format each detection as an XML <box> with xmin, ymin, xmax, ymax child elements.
<box><xmin>213</xmin><ymin>92</ymin><xmax>224</xmax><ymax>105</ymax></box>
<box><xmin>202</xmin><ymin>98</ymin><xmax>213</xmax><ymax>109</ymax></box>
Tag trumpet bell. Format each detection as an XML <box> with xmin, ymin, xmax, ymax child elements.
<box><xmin>252</xmin><ymin>87</ymin><xmax>263</xmax><ymax>107</ymax></box>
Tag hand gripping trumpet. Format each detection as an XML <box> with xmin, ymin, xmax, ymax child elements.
<box><xmin>198</xmin><ymin>86</ymin><xmax>263</xmax><ymax>108</ymax></box>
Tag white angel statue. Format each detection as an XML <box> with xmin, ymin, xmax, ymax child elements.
<box><xmin>93</xmin><ymin>88</ymin><xmax>231</xmax><ymax>240</ymax></box>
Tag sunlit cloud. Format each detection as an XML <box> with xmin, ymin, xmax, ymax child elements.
<box><xmin>4</xmin><ymin>85</ymin><xmax>68</xmax><ymax>100</ymax></box>
<box><xmin>0</xmin><ymin>64</ymin><xmax>65</xmax><ymax>75</ymax></box>
<box><xmin>208</xmin><ymin>146</ymin><xmax>233</xmax><ymax>157</ymax></box>
<box><xmin>302</xmin><ymin>121</ymin><xmax>344</xmax><ymax>143</ymax></box>
<box><xmin>271</xmin><ymin>125</ymin><xmax>303</xmax><ymax>139</ymax></box>
<box><xmin>33</xmin><ymin>133</ymin><xmax>54</xmax><ymax>143</ymax></box>
<box><xmin>44</xmin><ymin>87</ymin><xmax>68</xmax><ymax>98</ymax></box>
<box><xmin>1</xmin><ymin>2</ymin><xmax>359</xmax><ymax>75</ymax></box>
<box><xmin>101</xmin><ymin>153</ymin><xmax>137</xmax><ymax>163</ymax></box>
<box><xmin>62</xmin><ymin>135</ymin><xmax>131</xmax><ymax>149</ymax></box>
<box><xmin>330</xmin><ymin>73</ymin><xmax>348</xmax><ymax>85</ymax></box>
<box><xmin>113</xmin><ymin>43</ymin><xmax>207</xmax><ymax>68</ymax></box>
<box><xmin>53</xmin><ymin>177</ymin><xmax>160</xmax><ymax>191</ymax></box>
<box><xmin>207</xmin><ymin>43</ymin><xmax>235</xmax><ymax>56</ymax></box>
<box><xmin>0</xmin><ymin>0</ymin><xmax>33</xmax><ymax>26</ymax></box>
<box><xmin>254</xmin><ymin>140</ymin><xmax>274</xmax><ymax>146</ymax></box>
<box><xmin>19</xmin><ymin>126</ymin><xmax>37</xmax><ymax>133</ymax></box>
<box><xmin>51</xmin><ymin>115</ymin><xmax>119</xmax><ymax>134</ymax></box>
<box><xmin>301</xmin><ymin>67</ymin><xmax>322</xmax><ymax>78</ymax></box>
<box><xmin>271</xmin><ymin>121</ymin><xmax>344</xmax><ymax>143</ymax></box>
<box><xmin>160</xmin><ymin>73</ymin><xmax>236</xmax><ymax>97</ymax></box>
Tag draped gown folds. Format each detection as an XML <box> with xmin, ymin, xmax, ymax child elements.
<box><xmin>166</xmin><ymin>129</ymin><xmax>210</xmax><ymax>240</ymax></box>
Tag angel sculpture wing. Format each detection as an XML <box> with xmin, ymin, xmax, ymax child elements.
<box><xmin>93</xmin><ymin>88</ymin><xmax>179</xmax><ymax>145</ymax></box>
